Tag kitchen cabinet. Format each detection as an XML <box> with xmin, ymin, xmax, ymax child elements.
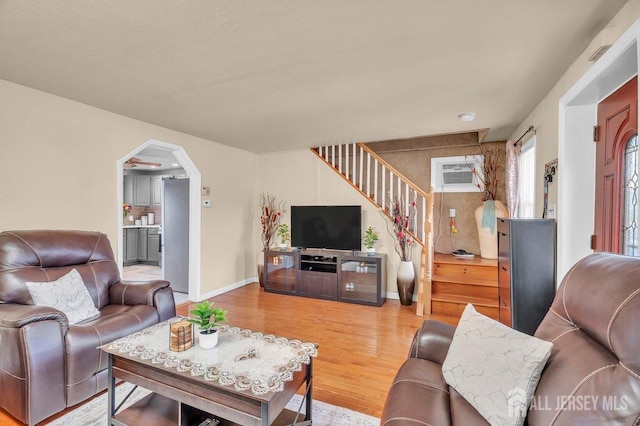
<box><xmin>148</xmin><ymin>228</ymin><xmax>160</xmax><ymax>264</ymax></box>
<box><xmin>133</xmin><ymin>175</ymin><xmax>152</xmax><ymax>206</ymax></box>
<box><xmin>123</xmin><ymin>227</ymin><xmax>161</xmax><ymax>266</ymax></box>
<box><xmin>152</xmin><ymin>176</ymin><xmax>162</xmax><ymax>206</ymax></box>
<box><xmin>124</xmin><ymin>228</ymin><xmax>139</xmax><ymax>266</ymax></box>
<box><xmin>123</xmin><ymin>175</ymin><xmax>134</xmax><ymax>205</ymax></box>
<box><xmin>138</xmin><ymin>228</ymin><xmax>148</xmax><ymax>261</ymax></box>
<box><xmin>126</xmin><ymin>175</ymin><xmax>163</xmax><ymax>207</ymax></box>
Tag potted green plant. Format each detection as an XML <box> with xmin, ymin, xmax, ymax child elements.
<box><xmin>277</xmin><ymin>224</ymin><xmax>290</xmax><ymax>250</ymax></box>
<box><xmin>363</xmin><ymin>225</ymin><xmax>378</xmax><ymax>256</ymax></box>
<box><xmin>188</xmin><ymin>301</ymin><xmax>227</xmax><ymax>349</ymax></box>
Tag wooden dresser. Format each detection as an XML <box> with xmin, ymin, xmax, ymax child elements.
<box><xmin>431</xmin><ymin>253</ymin><xmax>499</xmax><ymax>322</ymax></box>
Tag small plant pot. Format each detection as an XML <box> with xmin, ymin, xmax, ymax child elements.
<box><xmin>366</xmin><ymin>247</ymin><xmax>376</xmax><ymax>256</ymax></box>
<box><xmin>198</xmin><ymin>330</ymin><xmax>219</xmax><ymax>350</ymax></box>
<box><xmin>279</xmin><ymin>243</ymin><xmax>287</xmax><ymax>250</ymax></box>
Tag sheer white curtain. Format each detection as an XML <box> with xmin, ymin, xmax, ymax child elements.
<box><xmin>505</xmin><ymin>140</ymin><xmax>520</xmax><ymax>217</ymax></box>
<box><xmin>518</xmin><ymin>138</ymin><xmax>536</xmax><ymax>218</ymax></box>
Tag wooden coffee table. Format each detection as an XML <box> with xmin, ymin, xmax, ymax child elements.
<box><xmin>101</xmin><ymin>318</ymin><xmax>317</xmax><ymax>426</ymax></box>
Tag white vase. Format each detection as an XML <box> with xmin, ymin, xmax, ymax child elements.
<box><xmin>198</xmin><ymin>330</ymin><xmax>219</xmax><ymax>349</ymax></box>
<box><xmin>397</xmin><ymin>260</ymin><xmax>415</xmax><ymax>306</ymax></box>
<box><xmin>475</xmin><ymin>200</ymin><xmax>508</xmax><ymax>259</ymax></box>
<box><xmin>279</xmin><ymin>243</ymin><xmax>287</xmax><ymax>250</ymax></box>
<box><xmin>366</xmin><ymin>247</ymin><xmax>376</xmax><ymax>256</ymax></box>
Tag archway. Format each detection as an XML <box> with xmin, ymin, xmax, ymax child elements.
<box><xmin>117</xmin><ymin>139</ymin><xmax>202</xmax><ymax>301</ymax></box>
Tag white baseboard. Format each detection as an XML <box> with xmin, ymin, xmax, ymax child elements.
<box><xmin>198</xmin><ymin>278</ymin><xmax>417</xmax><ymax>303</ymax></box>
<box><xmin>196</xmin><ymin>277</ymin><xmax>256</xmax><ymax>301</ymax></box>
<box><xmin>385</xmin><ymin>292</ymin><xmax>417</xmax><ymax>301</ymax></box>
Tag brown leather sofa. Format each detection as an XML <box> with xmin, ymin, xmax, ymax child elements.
<box><xmin>381</xmin><ymin>252</ymin><xmax>640</xmax><ymax>425</ymax></box>
<box><xmin>0</xmin><ymin>230</ymin><xmax>176</xmax><ymax>425</ymax></box>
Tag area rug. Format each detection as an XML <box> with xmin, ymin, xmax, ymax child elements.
<box><xmin>48</xmin><ymin>382</ymin><xmax>379</xmax><ymax>426</ymax></box>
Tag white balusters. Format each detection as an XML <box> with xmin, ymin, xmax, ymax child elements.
<box><xmin>374</xmin><ymin>158</ymin><xmax>378</xmax><ymax>204</ymax></box>
<box><xmin>359</xmin><ymin>146</ymin><xmax>364</xmax><ymax>191</ymax></box>
<box><xmin>381</xmin><ymin>165</ymin><xmax>386</xmax><ymax>210</ymax></box>
<box><xmin>313</xmin><ymin>143</ymin><xmax>429</xmax><ymax>247</ymax></box>
<box><xmin>422</xmin><ymin>196</ymin><xmax>426</xmax><ymax>242</ymax></box>
<box><xmin>366</xmin><ymin>152</ymin><xmax>371</xmax><ymax>198</ymax></box>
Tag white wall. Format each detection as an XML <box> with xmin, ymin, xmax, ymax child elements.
<box><xmin>0</xmin><ymin>79</ymin><xmax>258</xmax><ymax>297</ymax></box>
<box><xmin>257</xmin><ymin>150</ymin><xmax>422</xmax><ymax>299</ymax></box>
<box><xmin>509</xmin><ymin>0</ymin><xmax>640</xmax><ymax>279</ymax></box>
<box><xmin>509</xmin><ymin>0</ymin><xmax>640</xmax><ymax>218</ymax></box>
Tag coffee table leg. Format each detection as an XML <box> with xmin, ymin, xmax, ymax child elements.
<box><xmin>107</xmin><ymin>353</ymin><xmax>115</xmax><ymax>425</ymax></box>
<box><xmin>305</xmin><ymin>359</ymin><xmax>313</xmax><ymax>422</ymax></box>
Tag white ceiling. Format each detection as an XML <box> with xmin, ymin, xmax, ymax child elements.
<box><xmin>0</xmin><ymin>1</ymin><xmax>628</xmax><ymax>153</ymax></box>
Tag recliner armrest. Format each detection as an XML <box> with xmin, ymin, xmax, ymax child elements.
<box><xmin>110</xmin><ymin>280</ymin><xmax>171</xmax><ymax>306</ymax></box>
<box><xmin>408</xmin><ymin>319</ymin><xmax>456</xmax><ymax>365</ymax></box>
<box><xmin>0</xmin><ymin>303</ymin><xmax>68</xmax><ymax>330</ymax></box>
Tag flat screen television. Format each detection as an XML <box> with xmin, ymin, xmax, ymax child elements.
<box><xmin>291</xmin><ymin>205</ymin><xmax>361</xmax><ymax>251</ymax></box>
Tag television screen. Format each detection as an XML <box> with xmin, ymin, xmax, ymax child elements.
<box><xmin>291</xmin><ymin>205</ymin><xmax>361</xmax><ymax>251</ymax></box>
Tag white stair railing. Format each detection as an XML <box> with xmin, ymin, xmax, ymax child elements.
<box><xmin>314</xmin><ymin>143</ymin><xmax>430</xmax><ymax>247</ymax></box>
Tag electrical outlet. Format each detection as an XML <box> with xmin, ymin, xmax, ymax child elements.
<box><xmin>547</xmin><ymin>204</ymin><xmax>556</xmax><ymax>219</ymax></box>
<box><xmin>449</xmin><ymin>208</ymin><xmax>456</xmax><ymax>218</ymax></box>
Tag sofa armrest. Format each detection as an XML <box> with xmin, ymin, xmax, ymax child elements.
<box><xmin>0</xmin><ymin>303</ymin><xmax>68</xmax><ymax>330</ymax></box>
<box><xmin>408</xmin><ymin>319</ymin><xmax>456</xmax><ymax>365</ymax></box>
<box><xmin>110</xmin><ymin>280</ymin><xmax>171</xmax><ymax>306</ymax></box>
<box><xmin>0</xmin><ymin>303</ymin><xmax>67</xmax><ymax>424</ymax></box>
<box><xmin>110</xmin><ymin>280</ymin><xmax>176</xmax><ymax>321</ymax></box>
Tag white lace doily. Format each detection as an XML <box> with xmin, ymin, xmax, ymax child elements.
<box><xmin>104</xmin><ymin>317</ymin><xmax>318</xmax><ymax>395</ymax></box>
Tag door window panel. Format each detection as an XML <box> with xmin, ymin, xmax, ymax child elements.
<box><xmin>622</xmin><ymin>134</ymin><xmax>639</xmax><ymax>256</ymax></box>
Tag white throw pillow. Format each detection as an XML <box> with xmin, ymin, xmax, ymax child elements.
<box><xmin>442</xmin><ymin>304</ymin><xmax>553</xmax><ymax>426</ymax></box>
<box><xmin>26</xmin><ymin>268</ymin><xmax>100</xmax><ymax>325</ymax></box>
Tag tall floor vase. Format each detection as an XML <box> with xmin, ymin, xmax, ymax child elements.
<box><xmin>397</xmin><ymin>260</ymin><xmax>415</xmax><ymax>306</ymax></box>
<box><xmin>475</xmin><ymin>200</ymin><xmax>508</xmax><ymax>259</ymax></box>
<box><xmin>257</xmin><ymin>251</ymin><xmax>265</xmax><ymax>287</ymax></box>
<box><xmin>257</xmin><ymin>264</ymin><xmax>264</xmax><ymax>287</ymax></box>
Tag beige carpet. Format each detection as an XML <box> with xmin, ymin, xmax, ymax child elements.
<box><xmin>48</xmin><ymin>382</ymin><xmax>379</xmax><ymax>425</ymax></box>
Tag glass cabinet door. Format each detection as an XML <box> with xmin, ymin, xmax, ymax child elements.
<box><xmin>340</xmin><ymin>259</ymin><xmax>379</xmax><ymax>304</ymax></box>
<box><xmin>265</xmin><ymin>251</ymin><xmax>297</xmax><ymax>294</ymax></box>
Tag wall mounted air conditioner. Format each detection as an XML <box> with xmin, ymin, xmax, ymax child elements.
<box><xmin>430</xmin><ymin>155</ymin><xmax>483</xmax><ymax>193</ymax></box>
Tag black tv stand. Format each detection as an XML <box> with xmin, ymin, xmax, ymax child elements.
<box><xmin>263</xmin><ymin>248</ymin><xmax>387</xmax><ymax>306</ymax></box>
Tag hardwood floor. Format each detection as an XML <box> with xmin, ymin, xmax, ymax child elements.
<box><xmin>0</xmin><ymin>283</ymin><xmax>457</xmax><ymax>424</ymax></box>
<box><xmin>182</xmin><ymin>284</ymin><xmax>457</xmax><ymax>418</ymax></box>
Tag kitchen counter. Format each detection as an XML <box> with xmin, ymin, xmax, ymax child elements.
<box><xmin>123</xmin><ymin>225</ymin><xmax>161</xmax><ymax>228</ymax></box>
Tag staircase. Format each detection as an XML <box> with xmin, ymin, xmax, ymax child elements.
<box><xmin>312</xmin><ymin>143</ymin><xmax>431</xmax><ymax>246</ymax></box>
<box><xmin>312</xmin><ymin>141</ymin><xmax>501</xmax><ymax>323</ymax></box>
<box><xmin>311</xmin><ymin>143</ymin><xmax>434</xmax><ymax>315</ymax></box>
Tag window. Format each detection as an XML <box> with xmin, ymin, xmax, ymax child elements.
<box><xmin>518</xmin><ymin>138</ymin><xmax>536</xmax><ymax>218</ymax></box>
<box><xmin>622</xmin><ymin>134</ymin><xmax>639</xmax><ymax>256</ymax></box>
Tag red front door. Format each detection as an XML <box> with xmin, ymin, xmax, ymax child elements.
<box><xmin>594</xmin><ymin>76</ymin><xmax>638</xmax><ymax>253</ymax></box>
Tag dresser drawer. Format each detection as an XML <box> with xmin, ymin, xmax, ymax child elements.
<box><xmin>498</xmin><ymin>262</ymin><xmax>510</xmax><ymax>287</ymax></box>
<box><xmin>497</xmin><ymin>217</ymin><xmax>509</xmax><ymax>234</ymax></box>
<box><xmin>498</xmin><ymin>231</ymin><xmax>510</xmax><ymax>261</ymax></box>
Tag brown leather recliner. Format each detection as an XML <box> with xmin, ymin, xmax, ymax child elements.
<box><xmin>381</xmin><ymin>252</ymin><xmax>640</xmax><ymax>425</ymax></box>
<box><xmin>0</xmin><ymin>230</ymin><xmax>176</xmax><ymax>425</ymax></box>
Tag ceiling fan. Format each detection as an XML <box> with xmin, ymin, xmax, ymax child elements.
<box><xmin>124</xmin><ymin>157</ymin><xmax>162</xmax><ymax>169</ymax></box>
